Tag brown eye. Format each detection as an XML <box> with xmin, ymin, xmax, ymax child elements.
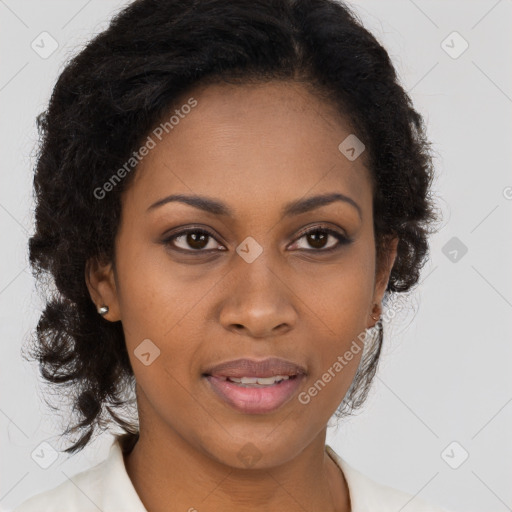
<box><xmin>305</xmin><ymin>230</ymin><xmax>329</xmax><ymax>249</ymax></box>
<box><xmin>291</xmin><ymin>226</ymin><xmax>350</xmax><ymax>252</ymax></box>
<box><xmin>163</xmin><ymin>228</ymin><xmax>226</xmax><ymax>252</ymax></box>
<box><xmin>181</xmin><ymin>231</ymin><xmax>209</xmax><ymax>250</ymax></box>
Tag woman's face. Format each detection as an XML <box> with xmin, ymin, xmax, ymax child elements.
<box><xmin>87</xmin><ymin>80</ymin><xmax>397</xmax><ymax>468</ymax></box>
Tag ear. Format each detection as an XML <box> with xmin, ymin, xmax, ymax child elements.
<box><xmin>85</xmin><ymin>255</ymin><xmax>121</xmax><ymax>321</ymax></box>
<box><xmin>368</xmin><ymin>235</ymin><xmax>399</xmax><ymax>328</ymax></box>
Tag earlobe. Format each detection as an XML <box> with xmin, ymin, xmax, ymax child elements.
<box><xmin>84</xmin><ymin>256</ymin><xmax>120</xmax><ymax>321</ymax></box>
<box><xmin>369</xmin><ymin>235</ymin><xmax>399</xmax><ymax>327</ymax></box>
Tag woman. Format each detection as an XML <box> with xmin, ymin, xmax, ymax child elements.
<box><xmin>16</xmin><ymin>0</ymin><xmax>448</xmax><ymax>510</ymax></box>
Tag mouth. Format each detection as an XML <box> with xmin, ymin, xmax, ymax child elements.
<box><xmin>202</xmin><ymin>357</ymin><xmax>307</xmax><ymax>414</ymax></box>
<box><xmin>216</xmin><ymin>375</ymin><xmax>296</xmax><ymax>386</ymax></box>
<box><xmin>202</xmin><ymin>357</ymin><xmax>307</xmax><ymax>379</ymax></box>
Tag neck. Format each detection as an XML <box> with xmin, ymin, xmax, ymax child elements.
<box><xmin>123</xmin><ymin>424</ymin><xmax>350</xmax><ymax>512</ymax></box>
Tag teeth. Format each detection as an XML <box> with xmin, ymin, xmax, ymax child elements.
<box><xmin>227</xmin><ymin>375</ymin><xmax>290</xmax><ymax>385</ymax></box>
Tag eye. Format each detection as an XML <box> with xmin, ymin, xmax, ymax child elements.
<box><xmin>163</xmin><ymin>227</ymin><xmax>226</xmax><ymax>253</ymax></box>
<box><xmin>289</xmin><ymin>225</ymin><xmax>351</xmax><ymax>252</ymax></box>
<box><xmin>162</xmin><ymin>224</ymin><xmax>350</xmax><ymax>255</ymax></box>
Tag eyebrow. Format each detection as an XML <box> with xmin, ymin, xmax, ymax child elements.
<box><xmin>146</xmin><ymin>192</ymin><xmax>362</xmax><ymax>220</ymax></box>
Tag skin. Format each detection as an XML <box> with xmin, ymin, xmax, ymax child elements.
<box><xmin>86</xmin><ymin>80</ymin><xmax>398</xmax><ymax>512</ymax></box>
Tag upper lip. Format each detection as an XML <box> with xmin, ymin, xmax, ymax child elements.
<box><xmin>203</xmin><ymin>357</ymin><xmax>307</xmax><ymax>378</ymax></box>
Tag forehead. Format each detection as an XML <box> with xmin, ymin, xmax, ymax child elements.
<box><xmin>125</xmin><ymin>81</ymin><xmax>372</xmax><ymax>218</ymax></box>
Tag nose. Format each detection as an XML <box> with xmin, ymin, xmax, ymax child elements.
<box><xmin>218</xmin><ymin>255</ymin><xmax>298</xmax><ymax>339</ymax></box>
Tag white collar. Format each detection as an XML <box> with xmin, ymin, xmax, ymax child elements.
<box><xmin>16</xmin><ymin>437</ymin><xmax>445</xmax><ymax>511</ymax></box>
<box><xmin>99</xmin><ymin>440</ymin><xmax>438</xmax><ymax>511</ymax></box>
<box><xmin>325</xmin><ymin>444</ymin><xmax>444</xmax><ymax>511</ymax></box>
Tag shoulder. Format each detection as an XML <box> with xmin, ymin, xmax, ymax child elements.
<box><xmin>13</xmin><ymin>438</ymin><xmax>147</xmax><ymax>512</ymax></box>
<box><xmin>12</xmin><ymin>465</ymin><xmax>104</xmax><ymax>512</ymax></box>
<box><xmin>325</xmin><ymin>445</ymin><xmax>451</xmax><ymax>512</ymax></box>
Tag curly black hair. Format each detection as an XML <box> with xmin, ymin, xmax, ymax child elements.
<box><xmin>24</xmin><ymin>0</ymin><xmax>439</xmax><ymax>454</ymax></box>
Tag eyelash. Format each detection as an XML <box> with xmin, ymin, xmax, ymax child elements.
<box><xmin>162</xmin><ymin>225</ymin><xmax>351</xmax><ymax>255</ymax></box>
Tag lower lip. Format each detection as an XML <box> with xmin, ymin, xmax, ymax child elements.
<box><xmin>204</xmin><ymin>375</ymin><xmax>305</xmax><ymax>414</ymax></box>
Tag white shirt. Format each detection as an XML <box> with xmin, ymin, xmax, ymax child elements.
<box><xmin>14</xmin><ymin>439</ymin><xmax>450</xmax><ymax>511</ymax></box>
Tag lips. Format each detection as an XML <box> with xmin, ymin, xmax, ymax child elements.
<box><xmin>202</xmin><ymin>357</ymin><xmax>307</xmax><ymax>379</ymax></box>
<box><xmin>202</xmin><ymin>357</ymin><xmax>307</xmax><ymax>414</ymax></box>
<box><xmin>205</xmin><ymin>375</ymin><xmax>305</xmax><ymax>414</ymax></box>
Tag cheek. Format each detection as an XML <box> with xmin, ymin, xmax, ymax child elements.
<box><xmin>294</xmin><ymin>241</ymin><xmax>375</xmax><ymax>400</ymax></box>
<box><xmin>295</xmin><ymin>238</ymin><xmax>376</xmax><ymax>329</ymax></box>
<box><xmin>113</xmin><ymin>236</ymin><xmax>212</xmax><ymax>390</ymax></box>
<box><xmin>113</xmin><ymin>234</ymin><xmax>193</xmax><ymax>340</ymax></box>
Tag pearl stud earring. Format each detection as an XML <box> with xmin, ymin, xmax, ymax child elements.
<box><xmin>98</xmin><ymin>305</ymin><xmax>109</xmax><ymax>316</ymax></box>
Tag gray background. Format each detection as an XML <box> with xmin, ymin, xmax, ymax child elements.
<box><xmin>1</xmin><ymin>1</ymin><xmax>511</xmax><ymax>511</ymax></box>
